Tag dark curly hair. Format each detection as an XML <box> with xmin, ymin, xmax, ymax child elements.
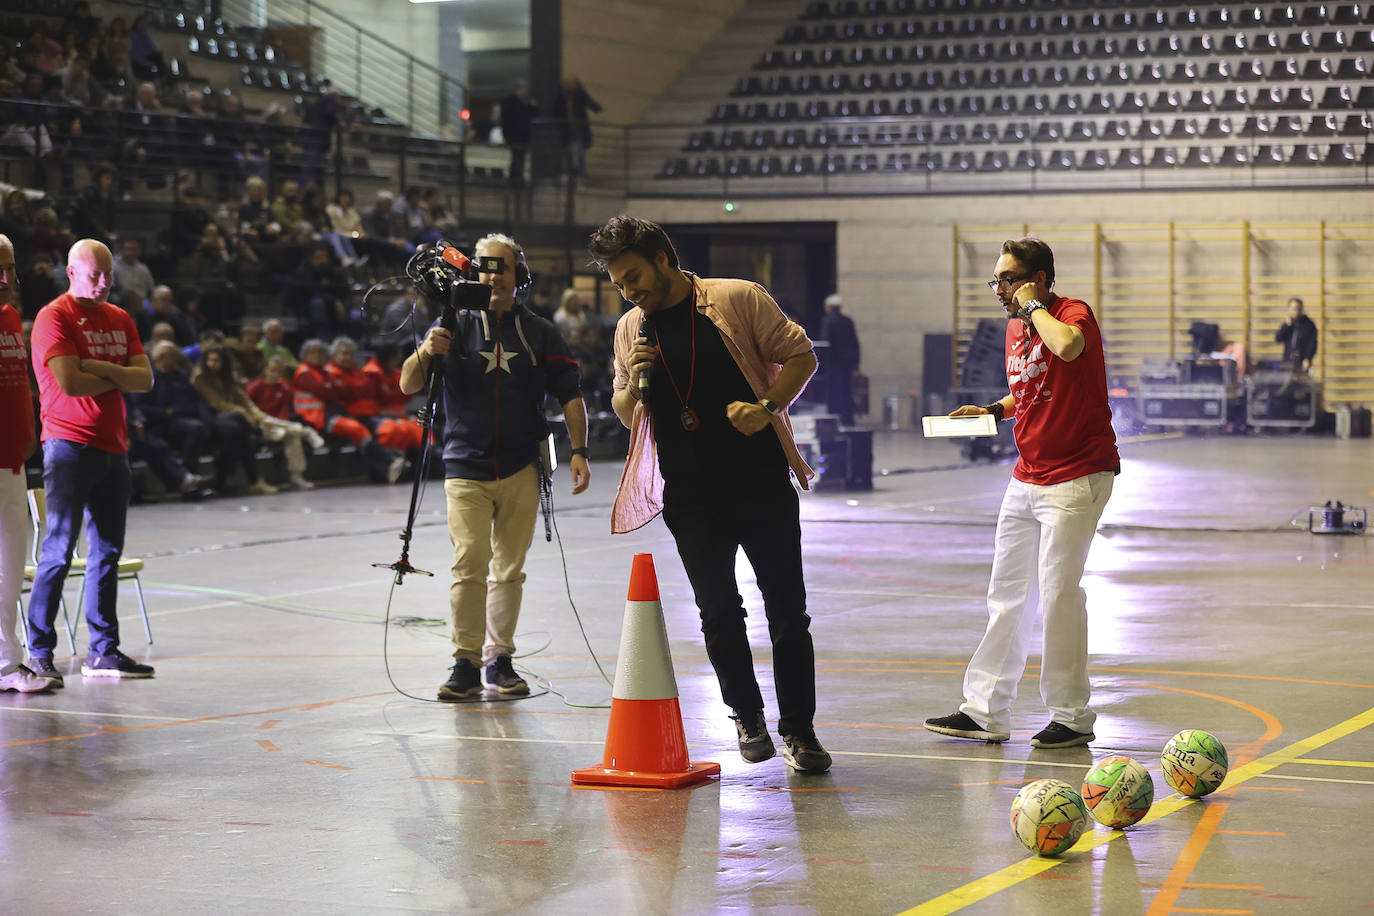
<box><xmin>1000</xmin><ymin>237</ymin><xmax>1055</xmax><ymax>288</ymax></box>
<box><xmin>587</xmin><ymin>215</ymin><xmax>680</xmax><ymax>272</ymax></box>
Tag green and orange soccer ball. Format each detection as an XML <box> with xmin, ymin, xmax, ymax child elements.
<box><xmin>1010</xmin><ymin>729</ymin><xmax>1229</xmax><ymax>856</ymax></box>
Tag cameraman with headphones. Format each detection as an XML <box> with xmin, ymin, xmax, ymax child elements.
<box><xmin>400</xmin><ymin>233</ymin><xmax>591</xmax><ymax>701</ymax></box>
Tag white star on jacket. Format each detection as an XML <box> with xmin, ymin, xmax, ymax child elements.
<box><xmin>479</xmin><ymin>347</ymin><xmax>514</xmax><ymax>374</ymax></box>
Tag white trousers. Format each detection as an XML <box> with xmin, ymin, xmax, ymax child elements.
<box><xmin>0</xmin><ymin>469</ymin><xmax>29</xmax><ymax>672</ymax></box>
<box><xmin>960</xmin><ymin>470</ymin><xmax>1113</xmax><ymax>735</ymax></box>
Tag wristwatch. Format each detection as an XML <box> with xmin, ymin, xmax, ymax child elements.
<box><xmin>1018</xmin><ymin>298</ymin><xmax>1048</xmax><ymax>321</ymax></box>
<box><xmin>759</xmin><ymin>397</ymin><xmax>782</xmax><ymax>416</ymax></box>
<box><xmin>570</xmin><ymin>446</ymin><xmax>589</xmax><ymax>458</ymax></box>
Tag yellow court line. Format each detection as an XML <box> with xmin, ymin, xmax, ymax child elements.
<box><xmin>1284</xmin><ymin>757</ymin><xmax>1374</xmax><ymax>769</ymax></box>
<box><xmin>896</xmin><ymin>704</ymin><xmax>1374</xmax><ymax>916</ymax></box>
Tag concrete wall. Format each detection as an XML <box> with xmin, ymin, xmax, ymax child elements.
<box><xmin>624</xmin><ymin>189</ymin><xmax>1374</xmax><ymax>410</ymax></box>
<box><xmin>561</xmin><ymin>0</ymin><xmax>750</xmax><ymax>128</ymax></box>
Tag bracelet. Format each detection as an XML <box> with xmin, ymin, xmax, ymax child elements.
<box><xmin>983</xmin><ymin>401</ymin><xmax>1005</xmax><ymax>422</ymax></box>
<box><xmin>1018</xmin><ymin>298</ymin><xmax>1047</xmax><ymax>321</ymax></box>
<box><xmin>570</xmin><ymin>447</ymin><xmax>589</xmax><ymax>458</ymax></box>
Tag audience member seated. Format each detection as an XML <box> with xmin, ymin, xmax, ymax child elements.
<box><xmin>194</xmin><ymin>342</ymin><xmax>318</xmax><ymax>490</ymax></box>
<box><xmin>26</xmin><ymin>207</ymin><xmax>72</xmax><ymax>268</ymax></box>
<box><xmin>328</xmin><ymin>335</ymin><xmax>425</xmax><ymax>460</ymax></box>
<box><xmin>292</xmin><ymin>338</ymin><xmax>391</xmax><ymax>482</ymax></box>
<box><xmin>287</xmin><ymin>243</ymin><xmax>352</xmax><ymax>338</ymax></box>
<box><xmin>553</xmin><ymin>287</ymin><xmax>593</xmax><ymax>341</ymax></box>
<box><xmin>64</xmin><ymin>161</ymin><xmax>118</xmax><ymax>245</ymax></box>
<box><xmin>272</xmin><ymin>178</ymin><xmax>304</xmax><ymax>239</ymax></box>
<box><xmin>112</xmin><ymin>237</ymin><xmax>154</xmax><ymax>306</ymax></box>
<box><xmin>246</xmin><ymin>354</ymin><xmax>297</xmax><ymax>422</ymax></box>
<box><xmin>232</xmin><ymin>323</ymin><xmax>264</xmax><ymax>380</ymax></box>
<box><xmin>183</xmin><ymin>327</ymin><xmax>224</xmax><ymax>366</ymax></box>
<box><xmin>126</xmin><ymin>392</ymin><xmax>212</xmax><ymax>501</ymax></box>
<box><xmin>180</xmin><ymin>220</ymin><xmax>254</xmax><ymax>331</ymax></box>
<box><xmin>137</xmin><ymin>339</ymin><xmax>212</xmax><ymax>474</ymax></box>
<box><xmin>192</xmin><ymin>345</ymin><xmax>278</xmax><ymax>495</ymax></box>
<box><xmin>139</xmin><ymin>283</ymin><xmax>195</xmax><ymax>345</ymax></box>
<box><xmin>237</xmin><ymin>175</ymin><xmax>278</xmax><ymax>243</ymax></box>
<box><xmin>360</xmin><ymin>190</ymin><xmax>412</xmax><ymax>269</ymax></box>
<box><xmin>20</xmin><ymin>253</ymin><xmax>60</xmax><ymax>319</ymax></box>
<box><xmin>258</xmin><ymin>317</ymin><xmax>296</xmax><ymax>369</ymax></box>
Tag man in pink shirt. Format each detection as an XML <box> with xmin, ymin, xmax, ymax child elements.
<box><xmin>27</xmin><ymin>239</ymin><xmax>155</xmax><ymax>682</ymax></box>
<box><xmin>0</xmin><ymin>234</ymin><xmax>56</xmax><ymax>692</ymax></box>
<box><xmin>589</xmin><ymin>215</ymin><xmax>830</xmax><ymax>774</ymax></box>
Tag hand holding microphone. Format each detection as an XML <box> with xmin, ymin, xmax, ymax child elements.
<box><xmin>634</xmin><ymin>315</ymin><xmax>655</xmax><ymax>405</ymax></box>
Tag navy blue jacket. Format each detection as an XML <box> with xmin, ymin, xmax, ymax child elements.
<box><xmin>433</xmin><ymin>304</ymin><xmax>581</xmax><ymax>480</ymax></box>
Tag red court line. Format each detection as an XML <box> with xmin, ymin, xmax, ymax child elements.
<box><xmin>304</xmin><ymin>760</ymin><xmax>353</xmax><ymax>770</ymax></box>
<box><xmin>256</xmin><ymin>739</ymin><xmax>280</xmax><ymax>752</ymax></box>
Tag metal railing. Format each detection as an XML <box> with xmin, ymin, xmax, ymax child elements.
<box><xmin>219</xmin><ymin>0</ymin><xmax>465</xmax><ymax>139</ymax></box>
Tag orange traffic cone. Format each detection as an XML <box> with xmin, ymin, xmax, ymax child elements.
<box><xmin>571</xmin><ymin>553</ymin><xmax>720</xmax><ymax>789</ymax></box>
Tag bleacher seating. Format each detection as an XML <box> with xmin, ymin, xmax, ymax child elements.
<box><xmin>659</xmin><ymin>0</ymin><xmax>1374</xmax><ymax>185</ymax></box>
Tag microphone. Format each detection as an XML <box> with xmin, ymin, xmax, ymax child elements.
<box><xmin>441</xmin><ymin>245</ymin><xmax>472</xmax><ymax>272</ymax></box>
<box><xmin>637</xmin><ymin>315</ymin><xmax>653</xmax><ymax>405</ymax></box>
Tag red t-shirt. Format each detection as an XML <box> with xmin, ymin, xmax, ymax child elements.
<box><xmin>1006</xmin><ymin>295</ymin><xmax>1119</xmax><ymax>485</ymax></box>
<box><xmin>0</xmin><ymin>304</ymin><xmax>34</xmax><ymax>471</ymax></box>
<box><xmin>246</xmin><ymin>377</ymin><xmax>292</xmax><ymax>420</ymax></box>
<box><xmin>31</xmin><ymin>293</ymin><xmax>144</xmax><ymax>454</ymax></box>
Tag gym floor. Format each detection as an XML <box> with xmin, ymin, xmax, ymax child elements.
<box><xmin>3</xmin><ymin>431</ymin><xmax>1371</xmax><ymax>914</ymax></box>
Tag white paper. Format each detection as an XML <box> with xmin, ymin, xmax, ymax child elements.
<box><xmin>921</xmin><ymin>414</ymin><xmax>999</xmax><ymax>438</ymax></box>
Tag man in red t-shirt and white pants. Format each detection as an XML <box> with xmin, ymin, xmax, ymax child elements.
<box><xmin>27</xmin><ymin>239</ymin><xmax>155</xmax><ymax>682</ymax></box>
<box><xmin>0</xmin><ymin>234</ymin><xmax>56</xmax><ymax>692</ymax></box>
<box><xmin>927</xmin><ymin>237</ymin><xmax>1119</xmax><ymax>749</ymax></box>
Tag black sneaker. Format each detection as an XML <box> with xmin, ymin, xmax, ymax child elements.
<box><xmin>1030</xmin><ymin>722</ymin><xmax>1094</xmax><ymax>749</ymax></box>
<box><xmin>81</xmin><ymin>650</ymin><xmax>155</xmax><ymax>679</ymax></box>
<box><xmin>781</xmin><ymin>730</ymin><xmax>832</xmax><ymax>774</ymax></box>
<box><xmin>483</xmin><ymin>655</ymin><xmax>530</xmax><ymax>696</ymax></box>
<box><xmin>438</xmin><ymin>658</ymin><xmax>482</xmax><ymax>701</ymax></box>
<box><xmin>730</xmin><ymin>710</ymin><xmax>776</xmax><ymax>763</ymax></box>
<box><xmin>28</xmin><ymin>658</ymin><xmax>64</xmax><ymax>687</ymax></box>
<box><xmin>923</xmin><ymin>711</ymin><xmax>1010</xmax><ymax>743</ymax></box>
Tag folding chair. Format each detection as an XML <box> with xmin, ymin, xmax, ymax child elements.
<box><xmin>22</xmin><ymin>489</ymin><xmax>152</xmax><ymax>653</ymax></box>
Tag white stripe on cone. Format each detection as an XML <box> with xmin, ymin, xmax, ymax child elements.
<box><xmin>611</xmin><ymin>599</ymin><xmax>680</xmax><ymax>701</ymax></box>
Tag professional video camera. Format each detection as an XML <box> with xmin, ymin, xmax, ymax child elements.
<box><xmin>405</xmin><ymin>240</ymin><xmax>506</xmax><ymax>319</ymax></box>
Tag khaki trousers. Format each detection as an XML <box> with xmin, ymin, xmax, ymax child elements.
<box><xmin>444</xmin><ymin>464</ymin><xmax>539</xmax><ymax>664</ymax></box>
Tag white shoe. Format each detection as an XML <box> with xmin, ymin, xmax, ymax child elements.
<box><xmin>305</xmin><ymin>429</ymin><xmax>326</xmax><ymax>449</ymax></box>
<box><xmin>387</xmin><ymin>455</ymin><xmax>408</xmax><ymax>484</ymax></box>
<box><xmin>0</xmin><ymin>664</ymin><xmax>58</xmax><ymax>693</ymax></box>
<box><xmin>289</xmin><ymin>473</ymin><xmax>315</xmax><ymax>490</ymax></box>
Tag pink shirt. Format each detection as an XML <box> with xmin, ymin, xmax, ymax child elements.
<box><xmin>610</xmin><ymin>274</ymin><xmax>815</xmax><ymax>534</ymax></box>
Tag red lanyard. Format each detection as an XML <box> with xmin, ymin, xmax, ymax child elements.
<box><xmin>653</xmin><ymin>279</ymin><xmax>696</xmax><ymax>412</ymax></box>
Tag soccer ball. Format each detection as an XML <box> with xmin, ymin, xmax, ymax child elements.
<box><xmin>1009</xmin><ymin>778</ymin><xmax>1089</xmax><ymax>856</ymax></box>
<box><xmin>1081</xmin><ymin>755</ymin><xmax>1154</xmax><ymax>828</ymax></box>
<box><xmin>1161</xmin><ymin>729</ymin><xmax>1229</xmax><ymax>798</ymax></box>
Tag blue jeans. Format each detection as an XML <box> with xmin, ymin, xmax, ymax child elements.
<box><xmin>27</xmin><ymin>439</ymin><xmax>133</xmax><ymax>659</ymax></box>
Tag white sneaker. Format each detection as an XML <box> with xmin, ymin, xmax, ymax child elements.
<box><xmin>387</xmin><ymin>455</ymin><xmax>408</xmax><ymax>484</ymax></box>
<box><xmin>0</xmin><ymin>664</ymin><xmax>58</xmax><ymax>693</ymax></box>
<box><xmin>289</xmin><ymin>473</ymin><xmax>315</xmax><ymax>490</ymax></box>
<box><xmin>304</xmin><ymin>429</ymin><xmax>326</xmax><ymax>449</ymax></box>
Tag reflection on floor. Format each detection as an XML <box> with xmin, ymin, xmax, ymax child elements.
<box><xmin>3</xmin><ymin>432</ymin><xmax>1372</xmax><ymax>913</ymax></box>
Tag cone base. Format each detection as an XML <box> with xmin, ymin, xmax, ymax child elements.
<box><xmin>571</xmin><ymin>760</ymin><xmax>721</xmax><ymax>789</ymax></box>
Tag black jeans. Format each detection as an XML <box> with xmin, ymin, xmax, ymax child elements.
<box><xmin>661</xmin><ymin>473</ymin><xmax>816</xmax><ymax>737</ymax></box>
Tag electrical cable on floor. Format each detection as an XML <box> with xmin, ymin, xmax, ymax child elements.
<box><xmin>375</xmin><ymin>453</ymin><xmax>612</xmax><ymax>709</ymax></box>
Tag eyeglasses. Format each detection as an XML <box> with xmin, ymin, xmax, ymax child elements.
<box><xmin>987</xmin><ymin>273</ymin><xmax>1031</xmax><ymax>292</ymax></box>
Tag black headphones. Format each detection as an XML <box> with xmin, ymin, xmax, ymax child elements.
<box><xmin>477</xmin><ymin>234</ymin><xmax>533</xmax><ymax>297</ymax></box>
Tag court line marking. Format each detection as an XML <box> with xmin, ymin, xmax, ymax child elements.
<box><xmin>1283</xmin><ymin>757</ymin><xmax>1374</xmax><ymax>769</ymax></box>
<box><xmin>1147</xmin><ymin>801</ymin><xmax>1231</xmax><ymax>915</ymax></box>
<box><xmin>896</xmin><ymin>704</ymin><xmax>1374</xmax><ymax>916</ymax></box>
<box><xmin>1254</xmin><ymin>772</ymin><xmax>1374</xmax><ymax>787</ymax></box>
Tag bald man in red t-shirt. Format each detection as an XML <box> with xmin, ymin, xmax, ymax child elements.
<box><xmin>927</xmin><ymin>237</ymin><xmax>1119</xmax><ymax>750</ymax></box>
<box><xmin>27</xmin><ymin>239</ymin><xmax>156</xmax><ymax>683</ymax></box>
